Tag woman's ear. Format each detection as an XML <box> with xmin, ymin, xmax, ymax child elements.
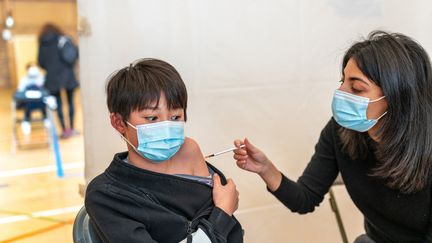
<box><xmin>110</xmin><ymin>113</ymin><xmax>126</xmax><ymax>134</ymax></box>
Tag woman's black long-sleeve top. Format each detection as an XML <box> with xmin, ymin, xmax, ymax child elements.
<box><xmin>270</xmin><ymin>118</ymin><xmax>431</xmax><ymax>243</ymax></box>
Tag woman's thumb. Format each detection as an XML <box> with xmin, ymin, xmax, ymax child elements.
<box><xmin>244</xmin><ymin>138</ymin><xmax>258</xmax><ymax>153</ymax></box>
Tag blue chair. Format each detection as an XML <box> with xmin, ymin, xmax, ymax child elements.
<box><xmin>73</xmin><ymin>206</ymin><xmax>101</xmax><ymax>243</ymax></box>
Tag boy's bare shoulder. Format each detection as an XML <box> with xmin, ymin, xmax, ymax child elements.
<box><xmin>176</xmin><ymin>137</ymin><xmax>209</xmax><ymax>176</ymax></box>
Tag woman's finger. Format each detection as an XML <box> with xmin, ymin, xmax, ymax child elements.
<box><xmin>233</xmin><ymin>154</ymin><xmax>248</xmax><ymax>160</ymax></box>
<box><xmin>234</xmin><ymin>139</ymin><xmax>244</xmax><ymax>148</ymax></box>
<box><xmin>233</xmin><ymin>148</ymin><xmax>247</xmax><ymax>155</ymax></box>
<box><xmin>236</xmin><ymin>160</ymin><xmax>247</xmax><ymax>169</ymax></box>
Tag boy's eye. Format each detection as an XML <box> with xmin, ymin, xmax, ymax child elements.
<box><xmin>171</xmin><ymin>115</ymin><xmax>181</xmax><ymax>121</ymax></box>
<box><xmin>145</xmin><ymin>116</ymin><xmax>157</xmax><ymax>121</ymax></box>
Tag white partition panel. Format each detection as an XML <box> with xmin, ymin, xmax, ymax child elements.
<box><xmin>77</xmin><ymin>1</ymin><xmax>432</xmax><ymax>241</ymax></box>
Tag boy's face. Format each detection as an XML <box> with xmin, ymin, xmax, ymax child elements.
<box><xmin>123</xmin><ymin>93</ymin><xmax>185</xmax><ymax>148</ymax></box>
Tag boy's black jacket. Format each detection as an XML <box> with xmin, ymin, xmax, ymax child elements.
<box><xmin>85</xmin><ymin>152</ymin><xmax>243</xmax><ymax>243</ymax></box>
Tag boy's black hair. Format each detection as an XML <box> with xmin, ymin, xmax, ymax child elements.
<box><xmin>106</xmin><ymin>58</ymin><xmax>188</xmax><ymax>121</ymax></box>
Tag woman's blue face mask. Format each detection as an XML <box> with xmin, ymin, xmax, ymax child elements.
<box><xmin>122</xmin><ymin>120</ymin><xmax>185</xmax><ymax>163</ymax></box>
<box><xmin>331</xmin><ymin>89</ymin><xmax>387</xmax><ymax>132</ymax></box>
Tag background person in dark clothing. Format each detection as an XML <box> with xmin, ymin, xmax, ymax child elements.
<box><xmin>38</xmin><ymin>23</ymin><xmax>79</xmax><ymax>138</ymax></box>
<box><xmin>233</xmin><ymin>31</ymin><xmax>432</xmax><ymax>243</ymax></box>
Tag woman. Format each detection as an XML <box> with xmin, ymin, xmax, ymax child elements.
<box><xmin>38</xmin><ymin>23</ymin><xmax>79</xmax><ymax>138</ymax></box>
<box><xmin>233</xmin><ymin>31</ymin><xmax>432</xmax><ymax>242</ymax></box>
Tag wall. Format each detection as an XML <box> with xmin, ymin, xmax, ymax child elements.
<box><xmin>0</xmin><ymin>0</ymin><xmax>12</xmax><ymax>88</ymax></box>
<box><xmin>0</xmin><ymin>39</ymin><xmax>10</xmax><ymax>87</ymax></box>
<box><xmin>77</xmin><ymin>1</ymin><xmax>432</xmax><ymax>242</ymax></box>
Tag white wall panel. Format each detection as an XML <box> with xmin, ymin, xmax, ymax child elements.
<box><xmin>77</xmin><ymin>1</ymin><xmax>432</xmax><ymax>241</ymax></box>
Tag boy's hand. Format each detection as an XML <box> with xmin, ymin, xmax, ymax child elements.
<box><xmin>212</xmin><ymin>174</ymin><xmax>239</xmax><ymax>216</ymax></box>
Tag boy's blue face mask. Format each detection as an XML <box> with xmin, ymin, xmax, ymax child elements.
<box><xmin>331</xmin><ymin>90</ymin><xmax>387</xmax><ymax>132</ymax></box>
<box><xmin>122</xmin><ymin>121</ymin><xmax>185</xmax><ymax>162</ymax></box>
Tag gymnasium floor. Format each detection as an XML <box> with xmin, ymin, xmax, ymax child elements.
<box><xmin>0</xmin><ymin>88</ymin><xmax>84</xmax><ymax>243</ymax></box>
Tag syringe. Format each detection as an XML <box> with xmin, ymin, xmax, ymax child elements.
<box><xmin>205</xmin><ymin>144</ymin><xmax>246</xmax><ymax>159</ymax></box>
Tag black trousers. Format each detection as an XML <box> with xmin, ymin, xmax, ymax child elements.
<box><xmin>52</xmin><ymin>88</ymin><xmax>75</xmax><ymax>131</ymax></box>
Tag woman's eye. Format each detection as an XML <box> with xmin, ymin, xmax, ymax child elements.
<box><xmin>171</xmin><ymin>115</ymin><xmax>181</xmax><ymax>121</ymax></box>
<box><xmin>145</xmin><ymin>116</ymin><xmax>157</xmax><ymax>121</ymax></box>
<box><xmin>339</xmin><ymin>79</ymin><xmax>344</xmax><ymax>84</ymax></box>
<box><xmin>352</xmin><ymin>87</ymin><xmax>361</xmax><ymax>93</ymax></box>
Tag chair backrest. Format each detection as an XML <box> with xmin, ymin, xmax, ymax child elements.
<box><xmin>73</xmin><ymin>206</ymin><xmax>101</xmax><ymax>243</ymax></box>
<box><xmin>330</xmin><ymin>174</ymin><xmax>348</xmax><ymax>243</ymax></box>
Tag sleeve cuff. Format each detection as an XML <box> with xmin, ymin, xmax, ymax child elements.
<box><xmin>267</xmin><ymin>173</ymin><xmax>289</xmax><ymax>195</ymax></box>
<box><xmin>208</xmin><ymin>207</ymin><xmax>236</xmax><ymax>238</ymax></box>
<box><xmin>267</xmin><ymin>173</ymin><xmax>299</xmax><ymax>207</ymax></box>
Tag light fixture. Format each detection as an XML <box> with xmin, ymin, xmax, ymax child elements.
<box><xmin>5</xmin><ymin>14</ymin><xmax>14</xmax><ymax>28</ymax></box>
<box><xmin>2</xmin><ymin>11</ymin><xmax>14</xmax><ymax>41</ymax></box>
<box><xmin>2</xmin><ymin>29</ymin><xmax>12</xmax><ymax>41</ymax></box>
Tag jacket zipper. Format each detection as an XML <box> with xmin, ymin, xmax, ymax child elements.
<box><xmin>187</xmin><ymin>221</ymin><xmax>193</xmax><ymax>234</ymax></box>
<box><xmin>186</xmin><ymin>221</ymin><xmax>193</xmax><ymax>243</ymax></box>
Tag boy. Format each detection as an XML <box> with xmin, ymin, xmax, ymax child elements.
<box><xmin>85</xmin><ymin>58</ymin><xmax>244</xmax><ymax>242</ymax></box>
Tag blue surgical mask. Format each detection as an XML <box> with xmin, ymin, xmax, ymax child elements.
<box><xmin>121</xmin><ymin>121</ymin><xmax>185</xmax><ymax>163</ymax></box>
<box><xmin>331</xmin><ymin>90</ymin><xmax>387</xmax><ymax>132</ymax></box>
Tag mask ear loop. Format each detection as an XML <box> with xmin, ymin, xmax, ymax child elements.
<box><xmin>125</xmin><ymin>121</ymin><xmax>137</xmax><ymax>129</ymax></box>
<box><xmin>369</xmin><ymin>96</ymin><xmax>387</xmax><ymax>120</ymax></box>
<box><xmin>370</xmin><ymin>96</ymin><xmax>386</xmax><ymax>103</ymax></box>
<box><xmin>376</xmin><ymin>111</ymin><xmax>387</xmax><ymax>120</ymax></box>
<box><xmin>116</xmin><ymin>122</ymin><xmax>141</xmax><ymax>158</ymax></box>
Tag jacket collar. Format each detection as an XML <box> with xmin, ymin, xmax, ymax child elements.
<box><xmin>106</xmin><ymin>152</ymin><xmax>227</xmax><ymax>189</ymax></box>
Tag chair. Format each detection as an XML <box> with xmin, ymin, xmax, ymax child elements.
<box><xmin>11</xmin><ymin>90</ymin><xmax>56</xmax><ymax>153</ymax></box>
<box><xmin>329</xmin><ymin>175</ymin><xmax>349</xmax><ymax>243</ymax></box>
<box><xmin>73</xmin><ymin>206</ymin><xmax>101</xmax><ymax>243</ymax></box>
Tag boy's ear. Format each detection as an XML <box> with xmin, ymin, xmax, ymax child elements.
<box><xmin>110</xmin><ymin>113</ymin><xmax>126</xmax><ymax>134</ymax></box>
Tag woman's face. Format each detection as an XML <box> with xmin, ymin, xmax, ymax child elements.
<box><xmin>339</xmin><ymin>58</ymin><xmax>388</xmax><ymax>121</ymax></box>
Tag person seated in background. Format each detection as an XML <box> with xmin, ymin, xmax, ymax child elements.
<box><xmin>85</xmin><ymin>58</ymin><xmax>244</xmax><ymax>242</ymax></box>
<box><xmin>17</xmin><ymin>62</ymin><xmax>50</xmax><ymax>135</ymax></box>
